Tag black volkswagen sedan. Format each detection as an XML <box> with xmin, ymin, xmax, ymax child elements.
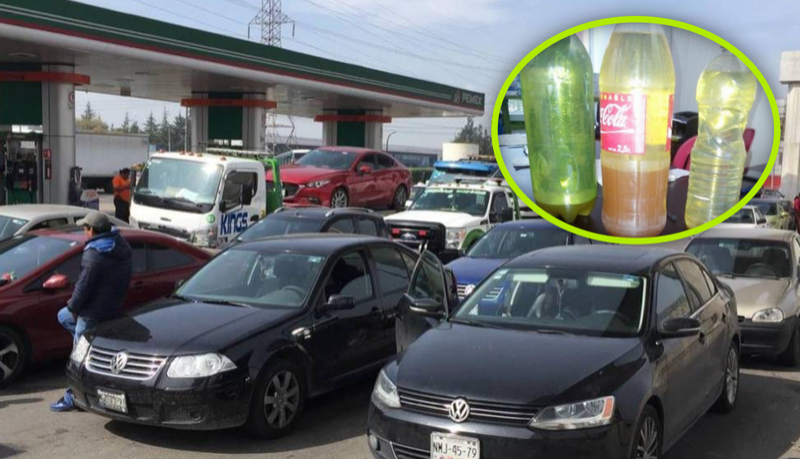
<box><xmin>369</xmin><ymin>246</ymin><xmax>740</xmax><ymax>459</ymax></box>
<box><xmin>67</xmin><ymin>234</ymin><xmax>419</xmax><ymax>438</ymax></box>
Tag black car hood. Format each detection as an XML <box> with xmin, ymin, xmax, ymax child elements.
<box><xmin>90</xmin><ymin>299</ymin><xmax>296</xmax><ymax>355</ymax></box>
<box><xmin>395</xmin><ymin>323</ymin><xmax>644</xmax><ymax>407</ymax></box>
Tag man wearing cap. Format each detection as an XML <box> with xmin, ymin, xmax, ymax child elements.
<box><xmin>112</xmin><ymin>168</ymin><xmax>132</xmax><ymax>223</ymax></box>
<box><xmin>50</xmin><ymin>212</ymin><xmax>133</xmax><ymax>412</ymax></box>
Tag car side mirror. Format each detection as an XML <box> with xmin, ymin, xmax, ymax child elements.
<box><xmin>660</xmin><ymin>317</ymin><xmax>701</xmax><ymax>339</ymax></box>
<box><xmin>359</xmin><ymin>165</ymin><xmax>372</xmax><ymax>176</ymax></box>
<box><xmin>43</xmin><ymin>273</ymin><xmax>70</xmax><ymax>291</ymax></box>
<box><xmin>326</xmin><ymin>294</ymin><xmax>356</xmax><ymax>311</ymax></box>
<box><xmin>404</xmin><ymin>293</ymin><xmax>445</xmax><ymax>319</ymax></box>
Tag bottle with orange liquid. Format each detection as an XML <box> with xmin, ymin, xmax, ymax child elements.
<box><xmin>599</xmin><ymin>24</ymin><xmax>675</xmax><ymax>237</ymax></box>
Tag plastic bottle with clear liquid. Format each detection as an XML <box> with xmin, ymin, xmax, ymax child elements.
<box><xmin>599</xmin><ymin>23</ymin><xmax>675</xmax><ymax>237</ymax></box>
<box><xmin>684</xmin><ymin>53</ymin><xmax>757</xmax><ymax>228</ymax></box>
<box><xmin>520</xmin><ymin>35</ymin><xmax>596</xmax><ymax>223</ymax></box>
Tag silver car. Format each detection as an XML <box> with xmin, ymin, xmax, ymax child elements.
<box><xmin>717</xmin><ymin>205</ymin><xmax>770</xmax><ymax>229</ymax></box>
<box><xmin>0</xmin><ymin>204</ymin><xmax>129</xmax><ymax>242</ymax></box>
<box><xmin>687</xmin><ymin>227</ymin><xmax>800</xmax><ymax>366</ymax></box>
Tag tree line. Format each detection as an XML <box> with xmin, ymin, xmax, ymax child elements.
<box><xmin>76</xmin><ymin>102</ymin><xmax>191</xmax><ymax>151</ymax></box>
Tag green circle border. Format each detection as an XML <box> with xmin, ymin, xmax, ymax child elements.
<box><xmin>491</xmin><ymin>15</ymin><xmax>781</xmax><ymax>245</ymax></box>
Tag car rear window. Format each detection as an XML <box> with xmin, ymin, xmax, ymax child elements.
<box><xmin>239</xmin><ymin>217</ymin><xmax>323</xmax><ymax>242</ymax></box>
<box><xmin>687</xmin><ymin>238</ymin><xmax>792</xmax><ymax>279</ymax></box>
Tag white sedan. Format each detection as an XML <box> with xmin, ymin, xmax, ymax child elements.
<box><xmin>0</xmin><ymin>204</ymin><xmax>129</xmax><ymax>242</ymax></box>
<box><xmin>717</xmin><ymin>205</ymin><xmax>770</xmax><ymax>229</ymax></box>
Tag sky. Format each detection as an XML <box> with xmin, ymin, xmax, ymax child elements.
<box><xmin>72</xmin><ymin>0</ymin><xmax>800</xmax><ymax>149</ymax></box>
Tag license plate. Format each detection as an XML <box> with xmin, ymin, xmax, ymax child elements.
<box><xmin>431</xmin><ymin>433</ymin><xmax>480</xmax><ymax>459</ymax></box>
<box><xmin>97</xmin><ymin>388</ymin><xmax>128</xmax><ymax>413</ymax></box>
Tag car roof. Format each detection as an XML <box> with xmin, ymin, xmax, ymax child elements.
<box><xmin>494</xmin><ymin>218</ymin><xmax>563</xmax><ymax>230</ymax></box>
<box><xmin>694</xmin><ymin>227</ymin><xmax>796</xmax><ymax>242</ymax></box>
<box><xmin>271</xmin><ymin>206</ymin><xmax>378</xmax><ymax>219</ymax></box>
<box><xmin>504</xmin><ymin>245</ymin><xmax>681</xmax><ymax>274</ymax></box>
<box><xmin>314</xmin><ymin>146</ymin><xmax>381</xmax><ymax>154</ymax></box>
<box><xmin>750</xmin><ymin>197</ymin><xmax>784</xmax><ymax>203</ymax></box>
<box><xmin>29</xmin><ymin>226</ymin><xmax>182</xmax><ymax>242</ymax></box>
<box><xmin>233</xmin><ymin>233</ymin><xmax>389</xmax><ymax>254</ymax></box>
<box><xmin>433</xmin><ymin>160</ymin><xmax>498</xmax><ymax>172</ymax></box>
<box><xmin>0</xmin><ymin>204</ymin><xmax>90</xmax><ymax>219</ymax></box>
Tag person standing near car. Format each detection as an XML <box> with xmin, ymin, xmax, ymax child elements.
<box><xmin>112</xmin><ymin>168</ymin><xmax>132</xmax><ymax>223</ymax></box>
<box><xmin>50</xmin><ymin>212</ymin><xmax>132</xmax><ymax>412</ymax></box>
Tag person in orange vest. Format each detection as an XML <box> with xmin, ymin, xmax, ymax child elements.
<box><xmin>112</xmin><ymin>168</ymin><xmax>132</xmax><ymax>223</ymax></box>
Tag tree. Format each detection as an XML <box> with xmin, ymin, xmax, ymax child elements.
<box><xmin>171</xmin><ymin>111</ymin><xmax>189</xmax><ymax>151</ymax></box>
<box><xmin>157</xmin><ymin>108</ymin><xmax>171</xmax><ymax>150</ymax></box>
<box><xmin>144</xmin><ymin>112</ymin><xmax>160</xmax><ymax>148</ymax></box>
<box><xmin>76</xmin><ymin>101</ymin><xmax>108</xmax><ymax>133</ymax></box>
<box><xmin>453</xmin><ymin>116</ymin><xmax>492</xmax><ymax>157</ymax></box>
<box><xmin>129</xmin><ymin>121</ymin><xmax>141</xmax><ymax>134</ymax></box>
<box><xmin>121</xmin><ymin>112</ymin><xmax>131</xmax><ymax>133</ymax></box>
<box><xmin>80</xmin><ymin>102</ymin><xmax>96</xmax><ymax>122</ymax></box>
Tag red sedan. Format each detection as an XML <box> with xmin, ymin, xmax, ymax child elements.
<box><xmin>0</xmin><ymin>227</ymin><xmax>210</xmax><ymax>387</ymax></box>
<box><xmin>269</xmin><ymin>147</ymin><xmax>412</xmax><ymax>210</ymax></box>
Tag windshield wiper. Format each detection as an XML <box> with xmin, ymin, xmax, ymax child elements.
<box><xmin>533</xmin><ymin>328</ymin><xmax>574</xmax><ymax>336</ymax></box>
<box><xmin>201</xmin><ymin>298</ymin><xmax>254</xmax><ymax>308</ymax></box>
<box><xmin>449</xmin><ymin>318</ymin><xmax>504</xmax><ymax>329</ymax></box>
<box><xmin>170</xmin><ymin>293</ymin><xmax>197</xmax><ymax>303</ymax></box>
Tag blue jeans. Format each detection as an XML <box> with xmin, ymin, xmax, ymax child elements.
<box><xmin>57</xmin><ymin>307</ymin><xmax>98</xmax><ymax>345</ymax></box>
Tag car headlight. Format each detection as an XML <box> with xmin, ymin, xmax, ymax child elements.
<box><xmin>530</xmin><ymin>396</ymin><xmax>615</xmax><ymax>430</ymax></box>
<box><xmin>446</xmin><ymin>228</ymin><xmax>467</xmax><ymax>249</ymax></box>
<box><xmin>752</xmin><ymin>307</ymin><xmax>785</xmax><ymax>323</ymax></box>
<box><xmin>167</xmin><ymin>353</ymin><xmax>237</xmax><ymax>378</ymax></box>
<box><xmin>306</xmin><ymin>180</ymin><xmax>331</xmax><ymax>188</ymax></box>
<box><xmin>372</xmin><ymin>369</ymin><xmax>401</xmax><ymax>408</ymax></box>
<box><xmin>70</xmin><ymin>336</ymin><xmax>90</xmax><ymax>365</ymax></box>
<box><xmin>190</xmin><ymin>226</ymin><xmax>219</xmax><ymax>247</ymax></box>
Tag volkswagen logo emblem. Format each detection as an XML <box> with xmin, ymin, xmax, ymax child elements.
<box><xmin>111</xmin><ymin>352</ymin><xmax>128</xmax><ymax>374</ymax></box>
<box><xmin>448</xmin><ymin>398</ymin><xmax>470</xmax><ymax>423</ymax></box>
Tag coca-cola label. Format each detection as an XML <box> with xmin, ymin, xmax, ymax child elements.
<box><xmin>666</xmin><ymin>94</ymin><xmax>674</xmax><ymax>151</ymax></box>
<box><xmin>600</xmin><ymin>92</ymin><xmax>646</xmax><ymax>155</ymax></box>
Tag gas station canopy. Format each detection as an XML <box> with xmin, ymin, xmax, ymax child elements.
<box><xmin>0</xmin><ymin>0</ymin><xmax>485</xmax><ymax>118</ymax></box>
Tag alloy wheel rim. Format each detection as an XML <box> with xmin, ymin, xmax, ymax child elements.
<box><xmin>331</xmin><ymin>190</ymin><xmax>347</xmax><ymax>208</ymax></box>
<box><xmin>395</xmin><ymin>187</ymin><xmax>407</xmax><ymax>208</ymax></box>
<box><xmin>263</xmin><ymin>370</ymin><xmax>300</xmax><ymax>429</ymax></box>
<box><xmin>726</xmin><ymin>348</ymin><xmax>739</xmax><ymax>404</ymax></box>
<box><xmin>0</xmin><ymin>335</ymin><xmax>19</xmax><ymax>382</ymax></box>
<box><xmin>636</xmin><ymin>417</ymin><xmax>659</xmax><ymax>459</ymax></box>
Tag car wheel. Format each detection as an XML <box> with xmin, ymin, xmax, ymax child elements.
<box><xmin>713</xmin><ymin>342</ymin><xmax>739</xmax><ymax>413</ymax></box>
<box><xmin>0</xmin><ymin>326</ymin><xmax>26</xmax><ymax>389</ymax></box>
<box><xmin>330</xmin><ymin>188</ymin><xmax>348</xmax><ymax>208</ymax></box>
<box><xmin>778</xmin><ymin>323</ymin><xmax>800</xmax><ymax>367</ymax></box>
<box><xmin>631</xmin><ymin>405</ymin><xmax>661</xmax><ymax>459</ymax></box>
<box><xmin>245</xmin><ymin>360</ymin><xmax>306</xmax><ymax>439</ymax></box>
<box><xmin>392</xmin><ymin>186</ymin><xmax>408</xmax><ymax>211</ymax></box>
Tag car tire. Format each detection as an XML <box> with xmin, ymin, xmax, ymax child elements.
<box><xmin>713</xmin><ymin>342</ymin><xmax>739</xmax><ymax>414</ymax></box>
<box><xmin>392</xmin><ymin>185</ymin><xmax>408</xmax><ymax>211</ymax></box>
<box><xmin>330</xmin><ymin>188</ymin><xmax>349</xmax><ymax>208</ymax></box>
<box><xmin>245</xmin><ymin>360</ymin><xmax>306</xmax><ymax>439</ymax></box>
<box><xmin>630</xmin><ymin>405</ymin><xmax>662</xmax><ymax>459</ymax></box>
<box><xmin>0</xmin><ymin>326</ymin><xmax>27</xmax><ymax>389</ymax></box>
<box><xmin>778</xmin><ymin>323</ymin><xmax>800</xmax><ymax>367</ymax></box>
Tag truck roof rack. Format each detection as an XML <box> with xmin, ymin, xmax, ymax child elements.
<box><xmin>205</xmin><ymin>147</ymin><xmax>275</xmax><ymax>158</ymax></box>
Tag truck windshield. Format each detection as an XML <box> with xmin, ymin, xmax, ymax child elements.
<box><xmin>410</xmin><ymin>188</ymin><xmax>490</xmax><ymax>216</ymax></box>
<box><xmin>134</xmin><ymin>158</ymin><xmax>223</xmax><ymax>214</ymax></box>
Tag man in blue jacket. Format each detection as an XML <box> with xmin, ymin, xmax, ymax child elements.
<box><xmin>51</xmin><ymin>211</ymin><xmax>132</xmax><ymax>412</ymax></box>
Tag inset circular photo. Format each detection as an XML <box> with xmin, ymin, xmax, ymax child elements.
<box><xmin>493</xmin><ymin>17</ymin><xmax>780</xmax><ymax>244</ymax></box>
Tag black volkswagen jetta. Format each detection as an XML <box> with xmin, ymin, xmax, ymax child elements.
<box><xmin>369</xmin><ymin>246</ymin><xmax>740</xmax><ymax>459</ymax></box>
<box><xmin>67</xmin><ymin>234</ymin><xmax>419</xmax><ymax>438</ymax></box>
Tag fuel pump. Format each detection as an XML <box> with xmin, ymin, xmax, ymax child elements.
<box><xmin>3</xmin><ymin>135</ymin><xmax>42</xmax><ymax>205</ymax></box>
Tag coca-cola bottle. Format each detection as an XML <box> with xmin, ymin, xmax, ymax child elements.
<box><xmin>599</xmin><ymin>24</ymin><xmax>675</xmax><ymax>237</ymax></box>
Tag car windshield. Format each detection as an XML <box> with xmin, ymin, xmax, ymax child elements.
<box><xmin>752</xmin><ymin>201</ymin><xmax>777</xmax><ymax>215</ymax></box>
<box><xmin>726</xmin><ymin>208</ymin><xmax>755</xmax><ymax>224</ymax></box>
<box><xmin>134</xmin><ymin>158</ymin><xmax>223</xmax><ymax>213</ymax></box>
<box><xmin>467</xmin><ymin>227</ymin><xmax>569</xmax><ymax>259</ymax></box>
<box><xmin>453</xmin><ymin>268</ymin><xmax>646</xmax><ymax>337</ymax></box>
<box><xmin>0</xmin><ymin>215</ymin><xmax>28</xmax><ymax>241</ymax></box>
<box><xmin>0</xmin><ymin>235</ymin><xmax>77</xmax><ymax>284</ymax></box>
<box><xmin>687</xmin><ymin>238</ymin><xmax>792</xmax><ymax>279</ymax></box>
<box><xmin>410</xmin><ymin>188</ymin><xmax>490</xmax><ymax>216</ymax></box>
<box><xmin>177</xmin><ymin>248</ymin><xmax>326</xmax><ymax>308</ymax></box>
<box><xmin>238</xmin><ymin>217</ymin><xmax>323</xmax><ymax>242</ymax></box>
<box><xmin>295</xmin><ymin>149</ymin><xmax>359</xmax><ymax>171</ymax></box>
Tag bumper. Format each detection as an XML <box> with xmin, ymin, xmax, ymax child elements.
<box><xmin>367</xmin><ymin>401</ymin><xmax>628</xmax><ymax>459</ymax></box>
<box><xmin>67</xmin><ymin>362</ymin><xmax>253</xmax><ymax>430</ymax></box>
<box><xmin>283</xmin><ymin>186</ymin><xmax>330</xmax><ymax>206</ymax></box>
<box><xmin>741</xmin><ymin>316</ymin><xmax>797</xmax><ymax>356</ymax></box>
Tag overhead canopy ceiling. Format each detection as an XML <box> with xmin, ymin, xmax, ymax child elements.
<box><xmin>0</xmin><ymin>0</ymin><xmax>485</xmax><ymax>119</ymax></box>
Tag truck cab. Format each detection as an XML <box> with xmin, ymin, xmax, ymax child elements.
<box><xmin>130</xmin><ymin>152</ymin><xmax>267</xmax><ymax>248</ymax></box>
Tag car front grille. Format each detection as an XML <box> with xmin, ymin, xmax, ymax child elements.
<box><xmin>283</xmin><ymin>183</ymin><xmax>300</xmax><ymax>197</ymax></box>
<box><xmin>85</xmin><ymin>346</ymin><xmax>168</xmax><ymax>381</ymax></box>
<box><xmin>138</xmin><ymin>223</ymin><xmax>191</xmax><ymax>240</ymax></box>
<box><xmin>392</xmin><ymin>443</ymin><xmax>429</xmax><ymax>459</ymax></box>
<box><xmin>398</xmin><ymin>388</ymin><xmax>538</xmax><ymax>426</ymax></box>
<box><xmin>456</xmin><ymin>284</ymin><xmax>503</xmax><ymax>300</ymax></box>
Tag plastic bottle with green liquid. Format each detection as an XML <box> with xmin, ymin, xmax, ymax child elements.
<box><xmin>685</xmin><ymin>52</ymin><xmax>757</xmax><ymax>228</ymax></box>
<box><xmin>520</xmin><ymin>35</ymin><xmax>596</xmax><ymax>223</ymax></box>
